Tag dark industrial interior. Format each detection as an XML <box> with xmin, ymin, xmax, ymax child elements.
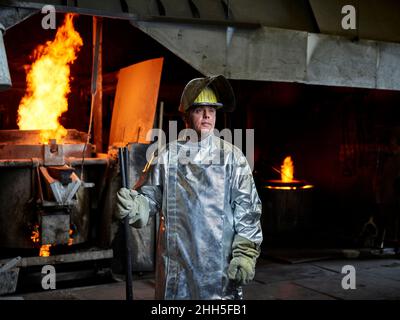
<box><xmin>3</xmin><ymin>13</ymin><xmax>400</xmax><ymax>247</ymax></box>
<box><xmin>0</xmin><ymin>2</ymin><xmax>399</xmax><ymax>302</ymax></box>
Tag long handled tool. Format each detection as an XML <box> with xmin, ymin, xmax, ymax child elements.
<box><xmin>119</xmin><ymin>147</ymin><xmax>133</xmax><ymax>300</ymax></box>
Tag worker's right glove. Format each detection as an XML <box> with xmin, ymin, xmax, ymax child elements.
<box><xmin>228</xmin><ymin>235</ymin><xmax>260</xmax><ymax>285</ymax></box>
<box><xmin>116</xmin><ymin>187</ymin><xmax>150</xmax><ymax>228</ymax></box>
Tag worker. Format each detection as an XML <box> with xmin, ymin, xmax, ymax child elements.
<box><xmin>116</xmin><ymin>75</ymin><xmax>263</xmax><ymax>299</ymax></box>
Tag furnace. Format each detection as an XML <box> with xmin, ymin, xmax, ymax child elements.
<box><xmin>262</xmin><ymin>156</ymin><xmax>314</xmax><ymax>244</ymax></box>
<box><xmin>0</xmin><ymin>129</ymin><xmax>108</xmax><ymax>254</ymax></box>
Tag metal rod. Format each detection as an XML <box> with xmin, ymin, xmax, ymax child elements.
<box><xmin>119</xmin><ymin>147</ymin><xmax>133</xmax><ymax>300</ymax></box>
<box><xmin>93</xmin><ymin>16</ymin><xmax>103</xmax><ymax>153</ymax></box>
<box><xmin>157</xmin><ymin>101</ymin><xmax>164</xmax><ymax>154</ymax></box>
<box><xmin>124</xmin><ymin>146</ymin><xmax>130</xmax><ymax>188</ymax></box>
<box><xmin>0</xmin><ymin>159</ymin><xmax>41</xmax><ymax>167</ymax></box>
<box><xmin>81</xmin><ymin>14</ymin><xmax>102</xmax><ymax>181</ymax></box>
<box><xmin>271</xmin><ymin>166</ymin><xmax>292</xmax><ymax>180</ymax></box>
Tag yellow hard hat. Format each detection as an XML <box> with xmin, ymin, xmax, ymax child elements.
<box><xmin>179</xmin><ymin>75</ymin><xmax>236</xmax><ymax>113</ymax></box>
<box><xmin>192</xmin><ymin>87</ymin><xmax>223</xmax><ymax>109</ymax></box>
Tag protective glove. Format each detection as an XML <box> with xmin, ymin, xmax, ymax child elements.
<box><xmin>116</xmin><ymin>187</ymin><xmax>150</xmax><ymax>228</ymax></box>
<box><xmin>227</xmin><ymin>235</ymin><xmax>260</xmax><ymax>285</ymax></box>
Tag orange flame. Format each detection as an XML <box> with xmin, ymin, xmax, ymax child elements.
<box><xmin>30</xmin><ymin>226</ymin><xmax>40</xmax><ymax>243</ymax></box>
<box><xmin>68</xmin><ymin>228</ymin><xmax>74</xmax><ymax>246</ymax></box>
<box><xmin>39</xmin><ymin>244</ymin><xmax>52</xmax><ymax>257</ymax></box>
<box><xmin>30</xmin><ymin>224</ymin><xmax>74</xmax><ymax>257</ymax></box>
<box><xmin>30</xmin><ymin>224</ymin><xmax>51</xmax><ymax>257</ymax></box>
<box><xmin>17</xmin><ymin>14</ymin><xmax>83</xmax><ymax>144</ymax></box>
<box><xmin>281</xmin><ymin>156</ymin><xmax>294</xmax><ymax>182</ymax></box>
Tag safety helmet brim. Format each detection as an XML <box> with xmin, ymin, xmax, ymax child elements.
<box><xmin>179</xmin><ymin>75</ymin><xmax>236</xmax><ymax>113</ymax></box>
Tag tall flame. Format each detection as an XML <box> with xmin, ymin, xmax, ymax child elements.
<box><xmin>17</xmin><ymin>14</ymin><xmax>83</xmax><ymax>144</ymax></box>
<box><xmin>281</xmin><ymin>156</ymin><xmax>294</xmax><ymax>182</ymax></box>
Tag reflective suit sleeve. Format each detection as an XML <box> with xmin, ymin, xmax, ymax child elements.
<box><xmin>231</xmin><ymin>151</ymin><xmax>263</xmax><ymax>246</ymax></box>
<box><xmin>138</xmin><ymin>152</ymin><xmax>165</xmax><ymax>217</ymax></box>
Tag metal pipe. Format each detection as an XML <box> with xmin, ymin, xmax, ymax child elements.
<box><xmin>0</xmin><ymin>157</ymin><xmax>109</xmax><ymax>167</ymax></box>
<box><xmin>119</xmin><ymin>147</ymin><xmax>133</xmax><ymax>301</ymax></box>
<box><xmin>93</xmin><ymin>16</ymin><xmax>103</xmax><ymax>153</ymax></box>
<box><xmin>0</xmin><ymin>158</ymin><xmax>41</xmax><ymax>167</ymax></box>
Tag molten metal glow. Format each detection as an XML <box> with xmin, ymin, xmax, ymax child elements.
<box><xmin>30</xmin><ymin>224</ymin><xmax>74</xmax><ymax>257</ymax></box>
<box><xmin>281</xmin><ymin>156</ymin><xmax>294</xmax><ymax>182</ymax></box>
<box><xmin>17</xmin><ymin>14</ymin><xmax>83</xmax><ymax>144</ymax></box>
<box><xmin>39</xmin><ymin>244</ymin><xmax>51</xmax><ymax>257</ymax></box>
<box><xmin>30</xmin><ymin>226</ymin><xmax>40</xmax><ymax>243</ymax></box>
<box><xmin>265</xmin><ymin>185</ymin><xmax>314</xmax><ymax>190</ymax></box>
<box><xmin>68</xmin><ymin>228</ymin><xmax>74</xmax><ymax>246</ymax></box>
<box><xmin>30</xmin><ymin>224</ymin><xmax>51</xmax><ymax>257</ymax></box>
<box><xmin>266</xmin><ymin>156</ymin><xmax>314</xmax><ymax>190</ymax></box>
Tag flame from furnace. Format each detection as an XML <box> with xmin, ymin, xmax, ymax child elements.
<box><xmin>17</xmin><ymin>14</ymin><xmax>83</xmax><ymax>144</ymax></box>
<box><xmin>266</xmin><ymin>156</ymin><xmax>314</xmax><ymax>190</ymax></box>
<box><xmin>281</xmin><ymin>156</ymin><xmax>294</xmax><ymax>182</ymax></box>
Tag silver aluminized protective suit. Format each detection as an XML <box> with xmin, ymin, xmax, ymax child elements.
<box><xmin>139</xmin><ymin>133</ymin><xmax>263</xmax><ymax>299</ymax></box>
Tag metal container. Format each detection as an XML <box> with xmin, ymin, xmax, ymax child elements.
<box><xmin>0</xmin><ymin>129</ymin><xmax>103</xmax><ymax>249</ymax></box>
<box><xmin>261</xmin><ymin>180</ymin><xmax>314</xmax><ymax>241</ymax></box>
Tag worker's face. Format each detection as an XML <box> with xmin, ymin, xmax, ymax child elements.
<box><xmin>187</xmin><ymin>106</ymin><xmax>216</xmax><ymax>136</ymax></box>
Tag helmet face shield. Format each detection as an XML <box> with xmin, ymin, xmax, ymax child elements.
<box><xmin>179</xmin><ymin>75</ymin><xmax>236</xmax><ymax>113</ymax></box>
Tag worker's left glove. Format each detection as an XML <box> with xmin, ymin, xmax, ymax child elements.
<box><xmin>116</xmin><ymin>187</ymin><xmax>150</xmax><ymax>228</ymax></box>
<box><xmin>228</xmin><ymin>235</ymin><xmax>260</xmax><ymax>285</ymax></box>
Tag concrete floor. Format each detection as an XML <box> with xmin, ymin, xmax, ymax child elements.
<box><xmin>6</xmin><ymin>251</ymin><xmax>400</xmax><ymax>300</ymax></box>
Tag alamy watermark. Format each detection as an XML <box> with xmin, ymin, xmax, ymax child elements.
<box><xmin>341</xmin><ymin>265</ymin><xmax>356</xmax><ymax>290</ymax></box>
<box><xmin>41</xmin><ymin>265</ymin><xmax>56</xmax><ymax>290</ymax></box>
<box><xmin>341</xmin><ymin>5</ymin><xmax>356</xmax><ymax>30</ymax></box>
<box><xmin>144</xmin><ymin>121</ymin><xmax>255</xmax><ymax>170</ymax></box>
<box><xmin>41</xmin><ymin>5</ymin><xmax>56</xmax><ymax>30</ymax></box>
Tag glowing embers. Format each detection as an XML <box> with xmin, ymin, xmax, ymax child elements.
<box><xmin>30</xmin><ymin>223</ymin><xmax>75</xmax><ymax>257</ymax></box>
<box><xmin>17</xmin><ymin>14</ymin><xmax>83</xmax><ymax>144</ymax></box>
<box><xmin>266</xmin><ymin>156</ymin><xmax>313</xmax><ymax>190</ymax></box>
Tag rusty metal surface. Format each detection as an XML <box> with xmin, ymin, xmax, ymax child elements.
<box><xmin>0</xmin><ymin>129</ymin><xmax>88</xmax><ymax>144</ymax></box>
<box><xmin>0</xmin><ymin>130</ymin><xmax>92</xmax><ymax>160</ymax></box>
<box><xmin>0</xmin><ymin>143</ymin><xmax>92</xmax><ymax>160</ymax></box>
<box><xmin>0</xmin><ymin>165</ymin><xmax>106</xmax><ymax>248</ymax></box>
<box><xmin>0</xmin><ymin>167</ymin><xmax>35</xmax><ymax>248</ymax></box>
<box><xmin>0</xmin><ymin>128</ymin><xmax>113</xmax><ymax>251</ymax></box>
<box><xmin>0</xmin><ymin>157</ymin><xmax>109</xmax><ymax>167</ymax></box>
<box><xmin>0</xmin><ymin>158</ymin><xmax>40</xmax><ymax>167</ymax></box>
<box><xmin>40</xmin><ymin>167</ymin><xmax>81</xmax><ymax>205</ymax></box>
<box><xmin>109</xmin><ymin>58</ymin><xmax>163</xmax><ymax>146</ymax></box>
<box><xmin>40</xmin><ymin>213</ymin><xmax>70</xmax><ymax>245</ymax></box>
<box><xmin>47</xmin><ymin>166</ymin><xmax>75</xmax><ymax>185</ymax></box>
